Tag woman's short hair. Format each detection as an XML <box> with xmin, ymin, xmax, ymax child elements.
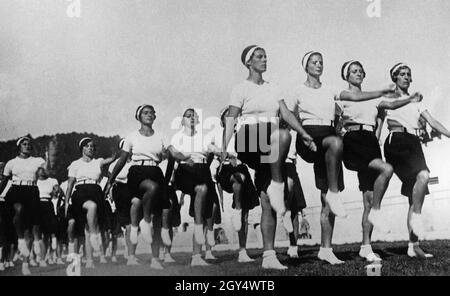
<box><xmin>390</xmin><ymin>63</ymin><xmax>412</xmax><ymax>83</ymax></box>
<box><xmin>135</xmin><ymin>104</ymin><xmax>154</xmax><ymax>121</ymax></box>
<box><xmin>341</xmin><ymin>60</ymin><xmax>366</xmax><ymax>81</ymax></box>
<box><xmin>241</xmin><ymin>45</ymin><xmax>262</xmax><ymax>68</ymax></box>
<box><xmin>16</xmin><ymin>136</ymin><xmax>31</xmax><ymax>147</ymax></box>
<box><xmin>78</xmin><ymin>137</ymin><xmax>94</xmax><ymax>152</ymax></box>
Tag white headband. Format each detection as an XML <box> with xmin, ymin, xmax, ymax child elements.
<box><xmin>301</xmin><ymin>51</ymin><xmax>316</xmax><ymax>70</ymax></box>
<box><xmin>119</xmin><ymin>139</ymin><xmax>125</xmax><ymax>150</ymax></box>
<box><xmin>342</xmin><ymin>60</ymin><xmax>356</xmax><ymax>80</ymax></box>
<box><xmin>78</xmin><ymin>137</ymin><xmax>92</xmax><ymax>149</ymax></box>
<box><xmin>16</xmin><ymin>137</ymin><xmax>31</xmax><ymax>147</ymax></box>
<box><xmin>244</xmin><ymin>46</ymin><xmax>259</xmax><ymax>65</ymax></box>
<box><xmin>390</xmin><ymin>63</ymin><xmax>408</xmax><ymax>77</ymax></box>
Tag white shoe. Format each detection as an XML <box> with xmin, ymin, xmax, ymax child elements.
<box><xmin>13</xmin><ymin>252</ymin><xmax>20</xmax><ymax>262</ymax></box>
<box><xmin>231</xmin><ymin>208</ymin><xmax>242</xmax><ymax>231</ymax></box>
<box><xmin>29</xmin><ymin>258</ymin><xmax>38</xmax><ymax>267</ymax></box>
<box><xmin>0</xmin><ymin>262</ymin><xmax>5</xmax><ymax>271</ymax></box>
<box><xmin>39</xmin><ymin>260</ymin><xmax>48</xmax><ymax>268</ymax></box>
<box><xmin>266</xmin><ymin>181</ymin><xmax>286</xmax><ymax>215</ymax></box>
<box><xmin>281</xmin><ymin>211</ymin><xmax>293</xmax><ymax>233</ymax></box>
<box><xmin>205</xmin><ymin>251</ymin><xmax>217</xmax><ymax>260</ymax></box>
<box><xmin>130</xmin><ymin>226</ymin><xmax>139</xmax><ymax>245</ymax></box>
<box><xmin>126</xmin><ymin>256</ymin><xmax>140</xmax><ymax>266</ymax></box>
<box><xmin>18</xmin><ymin>239</ymin><xmax>30</xmax><ymax>257</ymax></box>
<box><xmin>7</xmin><ymin>261</ymin><xmax>14</xmax><ymax>268</ymax></box>
<box><xmin>368</xmin><ymin>209</ymin><xmax>390</xmax><ymax>233</ymax></box>
<box><xmin>111</xmin><ymin>256</ymin><xmax>117</xmax><ymax>263</ymax></box>
<box><xmin>194</xmin><ymin>224</ymin><xmax>205</xmax><ymax>245</ymax></box>
<box><xmin>261</xmin><ymin>251</ymin><xmax>287</xmax><ymax>270</ymax></box>
<box><xmin>150</xmin><ymin>258</ymin><xmax>164</xmax><ymax>270</ymax></box>
<box><xmin>22</xmin><ymin>263</ymin><xmax>31</xmax><ymax>276</ymax></box>
<box><xmin>191</xmin><ymin>255</ymin><xmax>210</xmax><ymax>267</ymax></box>
<box><xmin>206</xmin><ymin>230</ymin><xmax>215</xmax><ymax>247</ymax></box>
<box><xmin>51</xmin><ymin>237</ymin><xmax>57</xmax><ymax>250</ymax></box>
<box><xmin>410</xmin><ymin>213</ymin><xmax>425</xmax><ymax>238</ymax></box>
<box><xmin>139</xmin><ymin>219</ymin><xmax>153</xmax><ymax>244</ymax></box>
<box><xmin>359</xmin><ymin>245</ymin><xmax>382</xmax><ymax>262</ymax></box>
<box><xmin>317</xmin><ymin>247</ymin><xmax>344</xmax><ymax>265</ymax></box>
<box><xmin>287</xmin><ymin>246</ymin><xmax>299</xmax><ymax>259</ymax></box>
<box><xmin>164</xmin><ymin>253</ymin><xmax>176</xmax><ymax>263</ymax></box>
<box><xmin>325</xmin><ymin>191</ymin><xmax>347</xmax><ymax>218</ymax></box>
<box><xmin>407</xmin><ymin>243</ymin><xmax>433</xmax><ymax>259</ymax></box>
<box><xmin>161</xmin><ymin>228</ymin><xmax>172</xmax><ymax>247</ymax></box>
<box><xmin>100</xmin><ymin>255</ymin><xmax>107</xmax><ymax>264</ymax></box>
<box><xmin>85</xmin><ymin>259</ymin><xmax>94</xmax><ymax>269</ymax></box>
<box><xmin>237</xmin><ymin>250</ymin><xmax>254</xmax><ymax>263</ymax></box>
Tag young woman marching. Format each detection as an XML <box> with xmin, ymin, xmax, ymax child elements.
<box><xmin>338</xmin><ymin>60</ymin><xmax>422</xmax><ymax>261</ymax></box>
<box><xmin>170</xmin><ymin>108</ymin><xmax>221</xmax><ymax>266</ymax></box>
<box><xmin>223</xmin><ymin>45</ymin><xmax>316</xmax><ymax>269</ymax></box>
<box><xmin>0</xmin><ymin>137</ymin><xmax>47</xmax><ymax>275</ymax></box>
<box><xmin>106</xmin><ymin>105</ymin><xmax>174</xmax><ymax>269</ymax></box>
<box><xmin>289</xmin><ymin>51</ymin><xmax>348</xmax><ymax>264</ymax></box>
<box><xmin>211</xmin><ymin>107</ymin><xmax>259</xmax><ymax>263</ymax></box>
<box><xmin>64</xmin><ymin>137</ymin><xmax>116</xmax><ymax>268</ymax></box>
<box><xmin>36</xmin><ymin>167</ymin><xmax>59</xmax><ymax>266</ymax></box>
<box><xmin>383</xmin><ymin>63</ymin><xmax>450</xmax><ymax>258</ymax></box>
<box><xmin>108</xmin><ymin>139</ymin><xmax>138</xmax><ymax>265</ymax></box>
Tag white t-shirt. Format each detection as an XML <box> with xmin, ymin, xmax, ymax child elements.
<box><xmin>288</xmin><ymin>84</ymin><xmax>338</xmax><ymax>122</ymax></box>
<box><xmin>385</xmin><ymin>95</ymin><xmax>427</xmax><ymax>130</ymax></box>
<box><xmin>122</xmin><ymin>130</ymin><xmax>167</xmax><ymax>163</ymax></box>
<box><xmin>37</xmin><ymin>178</ymin><xmax>59</xmax><ymax>199</ymax></box>
<box><xmin>171</xmin><ymin>130</ymin><xmax>209</xmax><ymax>163</ymax></box>
<box><xmin>3</xmin><ymin>157</ymin><xmax>46</xmax><ymax>182</ymax></box>
<box><xmin>68</xmin><ymin>158</ymin><xmax>104</xmax><ymax>182</ymax></box>
<box><xmin>338</xmin><ymin>98</ymin><xmax>383</xmax><ymax>127</ymax></box>
<box><xmin>109</xmin><ymin>159</ymin><xmax>132</xmax><ymax>183</ymax></box>
<box><xmin>229</xmin><ymin>80</ymin><xmax>282</xmax><ymax>125</ymax></box>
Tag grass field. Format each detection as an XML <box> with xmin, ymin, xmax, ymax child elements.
<box><xmin>1</xmin><ymin>240</ymin><xmax>449</xmax><ymax>276</ymax></box>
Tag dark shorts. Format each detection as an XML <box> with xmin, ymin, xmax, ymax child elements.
<box><xmin>174</xmin><ymin>163</ymin><xmax>220</xmax><ymax>223</ymax></box>
<box><xmin>71</xmin><ymin>184</ymin><xmax>105</xmax><ymax>236</ymax></box>
<box><xmin>284</xmin><ymin>162</ymin><xmax>306</xmax><ymax>211</ymax></box>
<box><xmin>343</xmin><ymin>130</ymin><xmax>382</xmax><ymax>192</ymax></box>
<box><xmin>235</xmin><ymin>123</ymin><xmax>274</xmax><ymax>194</ymax></box>
<box><xmin>217</xmin><ymin>163</ymin><xmax>259</xmax><ymax>210</ymax></box>
<box><xmin>39</xmin><ymin>200</ymin><xmax>58</xmax><ymax>235</ymax></box>
<box><xmin>127</xmin><ymin>165</ymin><xmax>169</xmax><ymax>211</ymax></box>
<box><xmin>296</xmin><ymin>126</ymin><xmax>345</xmax><ymax>192</ymax></box>
<box><xmin>112</xmin><ymin>182</ymin><xmax>132</xmax><ymax>227</ymax></box>
<box><xmin>4</xmin><ymin>185</ymin><xmax>41</xmax><ymax>230</ymax></box>
<box><xmin>384</xmin><ymin>132</ymin><xmax>429</xmax><ymax>198</ymax></box>
<box><xmin>167</xmin><ymin>185</ymin><xmax>181</xmax><ymax>227</ymax></box>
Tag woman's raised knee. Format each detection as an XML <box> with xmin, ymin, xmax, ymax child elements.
<box><xmin>195</xmin><ymin>184</ymin><xmax>208</xmax><ymax>197</ymax></box>
<box><xmin>417</xmin><ymin>170</ymin><xmax>430</xmax><ymax>184</ymax></box>
<box><xmin>83</xmin><ymin>200</ymin><xmax>97</xmax><ymax>212</ymax></box>
<box><xmin>140</xmin><ymin>179</ymin><xmax>159</xmax><ymax>193</ymax></box>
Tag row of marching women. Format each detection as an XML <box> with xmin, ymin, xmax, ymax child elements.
<box><xmin>1</xmin><ymin>45</ymin><xmax>450</xmax><ymax>275</ymax></box>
